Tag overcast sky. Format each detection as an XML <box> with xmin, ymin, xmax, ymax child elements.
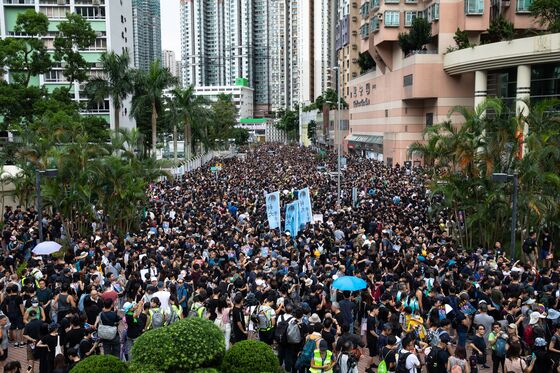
<box><xmin>161</xmin><ymin>1</ymin><xmax>181</xmax><ymax>58</ymax></box>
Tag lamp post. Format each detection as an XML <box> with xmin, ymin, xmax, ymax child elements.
<box><xmin>492</xmin><ymin>172</ymin><xmax>518</xmax><ymax>259</ymax></box>
<box><xmin>35</xmin><ymin>169</ymin><xmax>58</xmax><ymax>242</ymax></box>
<box><xmin>332</xmin><ymin>66</ymin><xmax>342</xmax><ymax>208</ymax></box>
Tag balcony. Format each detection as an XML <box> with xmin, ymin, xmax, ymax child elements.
<box><xmin>3</xmin><ymin>0</ymin><xmax>35</xmax><ymax>4</ymax></box>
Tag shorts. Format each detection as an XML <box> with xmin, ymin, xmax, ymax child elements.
<box><xmin>540</xmin><ymin>249</ymin><xmax>550</xmax><ymax>260</ymax></box>
<box><xmin>27</xmin><ymin>344</ymin><xmax>39</xmax><ymax>361</ymax></box>
<box><xmin>0</xmin><ymin>348</ymin><xmax>8</xmax><ymax>361</ymax></box>
<box><xmin>8</xmin><ymin>315</ymin><xmax>24</xmax><ymax>330</ymax></box>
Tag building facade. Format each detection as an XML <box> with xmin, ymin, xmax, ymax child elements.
<box><xmin>0</xmin><ymin>0</ymin><xmax>135</xmax><ymax>130</ymax></box>
<box><xmin>347</xmin><ymin>0</ymin><xmax>539</xmax><ymax>165</ymax></box>
<box><xmin>193</xmin><ymin>80</ymin><xmax>254</xmax><ymax>120</ymax></box>
<box><xmin>162</xmin><ymin>49</ymin><xmax>179</xmax><ymax>78</ymax></box>
<box><xmin>336</xmin><ymin>0</ymin><xmax>361</xmax><ymax>100</ymax></box>
<box><xmin>132</xmin><ymin>0</ymin><xmax>162</xmax><ymax>71</ymax></box>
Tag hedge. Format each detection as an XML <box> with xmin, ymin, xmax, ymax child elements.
<box><xmin>70</xmin><ymin>355</ymin><xmax>128</xmax><ymax>373</ymax></box>
<box><xmin>221</xmin><ymin>340</ymin><xmax>280</xmax><ymax>373</ymax></box>
<box><xmin>131</xmin><ymin>317</ymin><xmax>225</xmax><ymax>372</ymax></box>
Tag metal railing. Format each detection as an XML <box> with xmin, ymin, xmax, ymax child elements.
<box><xmin>165</xmin><ymin>150</ymin><xmax>235</xmax><ymax>179</ymax></box>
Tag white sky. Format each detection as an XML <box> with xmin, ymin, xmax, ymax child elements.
<box><xmin>161</xmin><ymin>0</ymin><xmax>181</xmax><ymax>58</ymax></box>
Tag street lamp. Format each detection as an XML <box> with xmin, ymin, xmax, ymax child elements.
<box><xmin>36</xmin><ymin>168</ymin><xmax>58</xmax><ymax>242</ymax></box>
<box><xmin>332</xmin><ymin>66</ymin><xmax>342</xmax><ymax>208</ymax></box>
<box><xmin>492</xmin><ymin>172</ymin><xmax>518</xmax><ymax>259</ymax></box>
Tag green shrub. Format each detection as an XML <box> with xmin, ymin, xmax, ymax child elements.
<box><xmin>70</xmin><ymin>355</ymin><xmax>128</xmax><ymax>373</ymax></box>
<box><xmin>131</xmin><ymin>317</ymin><xmax>225</xmax><ymax>372</ymax></box>
<box><xmin>127</xmin><ymin>362</ymin><xmax>164</xmax><ymax>373</ymax></box>
<box><xmin>221</xmin><ymin>340</ymin><xmax>280</xmax><ymax>373</ymax></box>
<box><xmin>193</xmin><ymin>369</ymin><xmax>220</xmax><ymax>373</ymax></box>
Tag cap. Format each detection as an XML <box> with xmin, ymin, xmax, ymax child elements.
<box><xmin>309</xmin><ymin>313</ymin><xmax>321</xmax><ymax>324</ymax></box>
<box><xmin>529</xmin><ymin>311</ymin><xmax>546</xmax><ymax>325</ymax></box>
<box><xmin>439</xmin><ymin>333</ymin><xmax>451</xmax><ymax>344</ymax></box>
<box><xmin>319</xmin><ymin>339</ymin><xmax>329</xmax><ymax>351</ymax></box>
<box><xmin>48</xmin><ymin>323</ymin><xmax>59</xmax><ymax>333</ymax></box>
<box><xmin>547</xmin><ymin>309</ymin><xmax>560</xmax><ymax>320</ymax></box>
<box><xmin>507</xmin><ymin>323</ymin><xmax>517</xmax><ymax>330</ymax></box>
<box><xmin>122</xmin><ymin>302</ymin><xmax>134</xmax><ymax>313</ymax></box>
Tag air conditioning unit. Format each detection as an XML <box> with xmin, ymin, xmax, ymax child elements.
<box><xmin>92</xmin><ymin>0</ymin><xmax>101</xmax><ymax>5</ymax></box>
<box><xmin>501</xmin><ymin>0</ymin><xmax>510</xmax><ymax>6</ymax></box>
<box><xmin>57</xmin><ymin>0</ymin><xmax>66</xmax><ymax>5</ymax></box>
<box><xmin>352</xmin><ymin>44</ymin><xmax>358</xmax><ymax>50</ymax></box>
<box><xmin>352</xmin><ymin>1</ymin><xmax>358</xmax><ymax>7</ymax></box>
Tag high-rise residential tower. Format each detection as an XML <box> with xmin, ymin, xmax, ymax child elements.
<box><xmin>180</xmin><ymin>0</ymin><xmax>308</xmax><ymax>116</ymax></box>
<box><xmin>0</xmin><ymin>0</ymin><xmax>135</xmax><ymax>130</ymax></box>
<box><xmin>132</xmin><ymin>0</ymin><xmax>162</xmax><ymax>71</ymax></box>
<box><xmin>162</xmin><ymin>49</ymin><xmax>179</xmax><ymax>78</ymax></box>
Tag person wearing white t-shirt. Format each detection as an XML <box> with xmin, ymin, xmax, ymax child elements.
<box><xmin>152</xmin><ymin>282</ymin><xmax>171</xmax><ymax>313</ymax></box>
<box><xmin>399</xmin><ymin>336</ymin><xmax>421</xmax><ymax>373</ymax></box>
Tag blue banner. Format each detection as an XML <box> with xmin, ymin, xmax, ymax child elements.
<box><xmin>297</xmin><ymin>187</ymin><xmax>313</xmax><ymax>227</ymax></box>
<box><xmin>265</xmin><ymin>191</ymin><xmax>281</xmax><ymax>229</ymax></box>
<box><xmin>285</xmin><ymin>201</ymin><xmax>299</xmax><ymax>236</ymax></box>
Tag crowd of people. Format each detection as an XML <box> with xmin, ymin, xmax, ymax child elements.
<box><xmin>0</xmin><ymin>144</ymin><xmax>558</xmax><ymax>373</ymax></box>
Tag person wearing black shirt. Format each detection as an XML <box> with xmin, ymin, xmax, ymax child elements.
<box><xmin>79</xmin><ymin>328</ymin><xmax>99</xmax><ymax>359</ymax></box>
<box><xmin>378</xmin><ymin>335</ymin><xmax>398</xmax><ymax>373</ymax></box>
<box><xmin>23</xmin><ymin>310</ymin><xmax>43</xmax><ymax>373</ymax></box>
<box><xmin>36</xmin><ymin>323</ymin><xmax>59</xmax><ymax>373</ymax></box>
<box><xmin>366</xmin><ymin>305</ymin><xmax>380</xmax><ymax>358</ymax></box>
<box><xmin>64</xmin><ymin>316</ymin><xmax>85</xmax><ymax>354</ymax></box>
<box><xmin>231</xmin><ymin>294</ymin><xmax>246</xmax><ymax>343</ymax></box>
<box><xmin>470</xmin><ymin>325</ymin><xmax>490</xmax><ymax>369</ymax></box>
<box><xmin>95</xmin><ymin>299</ymin><xmax>120</xmax><ymax>357</ymax></box>
<box><xmin>124</xmin><ymin>300</ymin><xmax>146</xmax><ymax>361</ymax></box>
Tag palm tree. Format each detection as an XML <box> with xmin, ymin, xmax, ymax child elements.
<box><xmin>84</xmin><ymin>51</ymin><xmax>133</xmax><ymax>133</ymax></box>
<box><xmin>131</xmin><ymin>60</ymin><xmax>176</xmax><ymax>156</ymax></box>
<box><xmin>171</xmin><ymin>86</ymin><xmax>208</xmax><ymax>160</ymax></box>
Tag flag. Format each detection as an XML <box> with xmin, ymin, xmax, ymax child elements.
<box><xmin>297</xmin><ymin>187</ymin><xmax>313</xmax><ymax>227</ymax></box>
<box><xmin>285</xmin><ymin>201</ymin><xmax>299</xmax><ymax>236</ymax></box>
<box><xmin>265</xmin><ymin>191</ymin><xmax>281</xmax><ymax>229</ymax></box>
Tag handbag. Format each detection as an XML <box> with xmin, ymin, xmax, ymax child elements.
<box><xmin>98</xmin><ymin>313</ymin><xmax>118</xmax><ymax>340</ymax></box>
<box><xmin>55</xmin><ymin>335</ymin><xmax>62</xmax><ymax>356</ymax></box>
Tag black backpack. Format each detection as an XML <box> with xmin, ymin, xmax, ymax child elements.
<box><xmin>426</xmin><ymin>347</ymin><xmax>441</xmax><ymax>373</ymax></box>
<box><xmin>274</xmin><ymin>315</ymin><xmax>293</xmax><ymax>344</ymax></box>
<box><xmin>396</xmin><ymin>352</ymin><xmax>412</xmax><ymax>373</ymax></box>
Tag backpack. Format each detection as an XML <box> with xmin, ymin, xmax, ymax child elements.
<box><xmin>396</xmin><ymin>351</ymin><xmax>411</xmax><ymax>373</ymax></box>
<box><xmin>426</xmin><ymin>346</ymin><xmax>442</xmax><ymax>373</ymax></box>
<box><xmin>167</xmin><ymin>306</ymin><xmax>180</xmax><ymax>325</ymax></box>
<box><xmin>378</xmin><ymin>349</ymin><xmax>393</xmax><ymax>373</ymax></box>
<box><xmin>286</xmin><ymin>319</ymin><xmax>302</xmax><ymax>344</ymax></box>
<box><xmin>523</xmin><ymin>325</ymin><xmax>534</xmax><ymax>346</ymax></box>
<box><xmin>334</xmin><ymin>352</ymin><xmax>358</xmax><ymax>373</ymax></box>
<box><xmin>188</xmin><ymin>304</ymin><xmax>205</xmax><ymax>318</ymax></box>
<box><xmin>150</xmin><ymin>308</ymin><xmax>165</xmax><ymax>329</ymax></box>
<box><xmin>295</xmin><ymin>337</ymin><xmax>322</xmax><ymax>369</ymax></box>
<box><xmin>495</xmin><ymin>336</ymin><xmax>507</xmax><ymax>358</ymax></box>
<box><xmin>252</xmin><ymin>306</ymin><xmax>271</xmax><ymax>330</ymax></box>
<box><xmin>274</xmin><ymin>315</ymin><xmax>293</xmax><ymax>344</ymax></box>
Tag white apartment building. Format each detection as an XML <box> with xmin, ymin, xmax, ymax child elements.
<box><xmin>194</xmin><ymin>84</ymin><xmax>254</xmax><ymax>120</ymax></box>
<box><xmin>0</xmin><ymin>0</ymin><xmax>136</xmax><ymax>130</ymax></box>
<box><xmin>162</xmin><ymin>49</ymin><xmax>179</xmax><ymax>78</ymax></box>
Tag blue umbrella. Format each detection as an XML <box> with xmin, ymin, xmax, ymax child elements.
<box><xmin>332</xmin><ymin>276</ymin><xmax>367</xmax><ymax>291</ymax></box>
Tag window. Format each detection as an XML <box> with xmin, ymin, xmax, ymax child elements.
<box><xmin>385</xmin><ymin>0</ymin><xmax>399</xmax><ymax>4</ymax></box>
<box><xmin>370</xmin><ymin>0</ymin><xmax>380</xmax><ymax>9</ymax></box>
<box><xmin>465</xmin><ymin>0</ymin><xmax>484</xmax><ymax>14</ymax></box>
<box><xmin>40</xmin><ymin>7</ymin><xmax>67</xmax><ymax>19</ymax></box>
<box><xmin>360</xmin><ymin>2</ymin><xmax>369</xmax><ymax>17</ymax></box>
<box><xmin>516</xmin><ymin>0</ymin><xmax>531</xmax><ymax>12</ymax></box>
<box><xmin>384</xmin><ymin>11</ymin><xmax>400</xmax><ymax>27</ymax></box>
<box><xmin>360</xmin><ymin>23</ymin><xmax>369</xmax><ymax>38</ymax></box>
<box><xmin>370</xmin><ymin>16</ymin><xmax>380</xmax><ymax>32</ymax></box>
<box><xmin>433</xmin><ymin>3</ymin><xmax>440</xmax><ymax>19</ymax></box>
<box><xmin>403</xmin><ymin>74</ymin><xmax>413</xmax><ymax>86</ymax></box>
<box><xmin>405</xmin><ymin>11</ymin><xmax>417</xmax><ymax>26</ymax></box>
<box><xmin>426</xmin><ymin>113</ymin><xmax>434</xmax><ymax>126</ymax></box>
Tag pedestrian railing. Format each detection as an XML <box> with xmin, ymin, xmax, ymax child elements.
<box><xmin>163</xmin><ymin>150</ymin><xmax>234</xmax><ymax>180</ymax></box>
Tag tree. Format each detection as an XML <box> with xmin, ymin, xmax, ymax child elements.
<box><xmin>357</xmin><ymin>52</ymin><xmax>376</xmax><ymax>74</ymax></box>
<box><xmin>304</xmin><ymin>89</ymin><xmax>348</xmax><ymax>111</ymax></box>
<box><xmin>276</xmin><ymin>108</ymin><xmax>299</xmax><ymax>142</ymax></box>
<box><xmin>1</xmin><ymin>10</ymin><xmax>51</xmax><ymax>86</ymax></box>
<box><xmin>530</xmin><ymin>0</ymin><xmax>560</xmax><ymax>32</ymax></box>
<box><xmin>230</xmin><ymin>127</ymin><xmax>249</xmax><ymax>146</ymax></box>
<box><xmin>485</xmin><ymin>16</ymin><xmax>514</xmax><ymax>43</ymax></box>
<box><xmin>307</xmin><ymin>120</ymin><xmax>317</xmax><ymax>143</ymax></box>
<box><xmin>131</xmin><ymin>60</ymin><xmax>176</xmax><ymax>156</ymax></box>
<box><xmin>398</xmin><ymin>18</ymin><xmax>432</xmax><ymax>56</ymax></box>
<box><xmin>209</xmin><ymin>94</ymin><xmax>237</xmax><ymax>148</ymax></box>
<box><xmin>85</xmin><ymin>51</ymin><xmax>133</xmax><ymax>132</ymax></box>
<box><xmin>453</xmin><ymin>28</ymin><xmax>471</xmax><ymax>49</ymax></box>
<box><xmin>170</xmin><ymin>86</ymin><xmax>208</xmax><ymax>159</ymax></box>
<box><xmin>53</xmin><ymin>13</ymin><xmax>97</xmax><ymax>85</ymax></box>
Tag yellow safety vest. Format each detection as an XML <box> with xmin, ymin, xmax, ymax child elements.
<box><xmin>309</xmin><ymin>349</ymin><xmax>333</xmax><ymax>373</ymax></box>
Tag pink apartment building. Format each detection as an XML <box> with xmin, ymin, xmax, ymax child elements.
<box><xmin>348</xmin><ymin>0</ymin><xmax>543</xmax><ymax>165</ymax></box>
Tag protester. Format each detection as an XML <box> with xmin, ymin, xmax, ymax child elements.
<box><xmin>0</xmin><ymin>144</ymin><xmax>557</xmax><ymax>373</ymax></box>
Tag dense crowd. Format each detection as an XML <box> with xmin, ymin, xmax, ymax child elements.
<box><xmin>0</xmin><ymin>145</ymin><xmax>558</xmax><ymax>373</ymax></box>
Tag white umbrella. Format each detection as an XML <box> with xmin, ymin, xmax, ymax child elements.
<box><xmin>32</xmin><ymin>241</ymin><xmax>62</xmax><ymax>256</ymax></box>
